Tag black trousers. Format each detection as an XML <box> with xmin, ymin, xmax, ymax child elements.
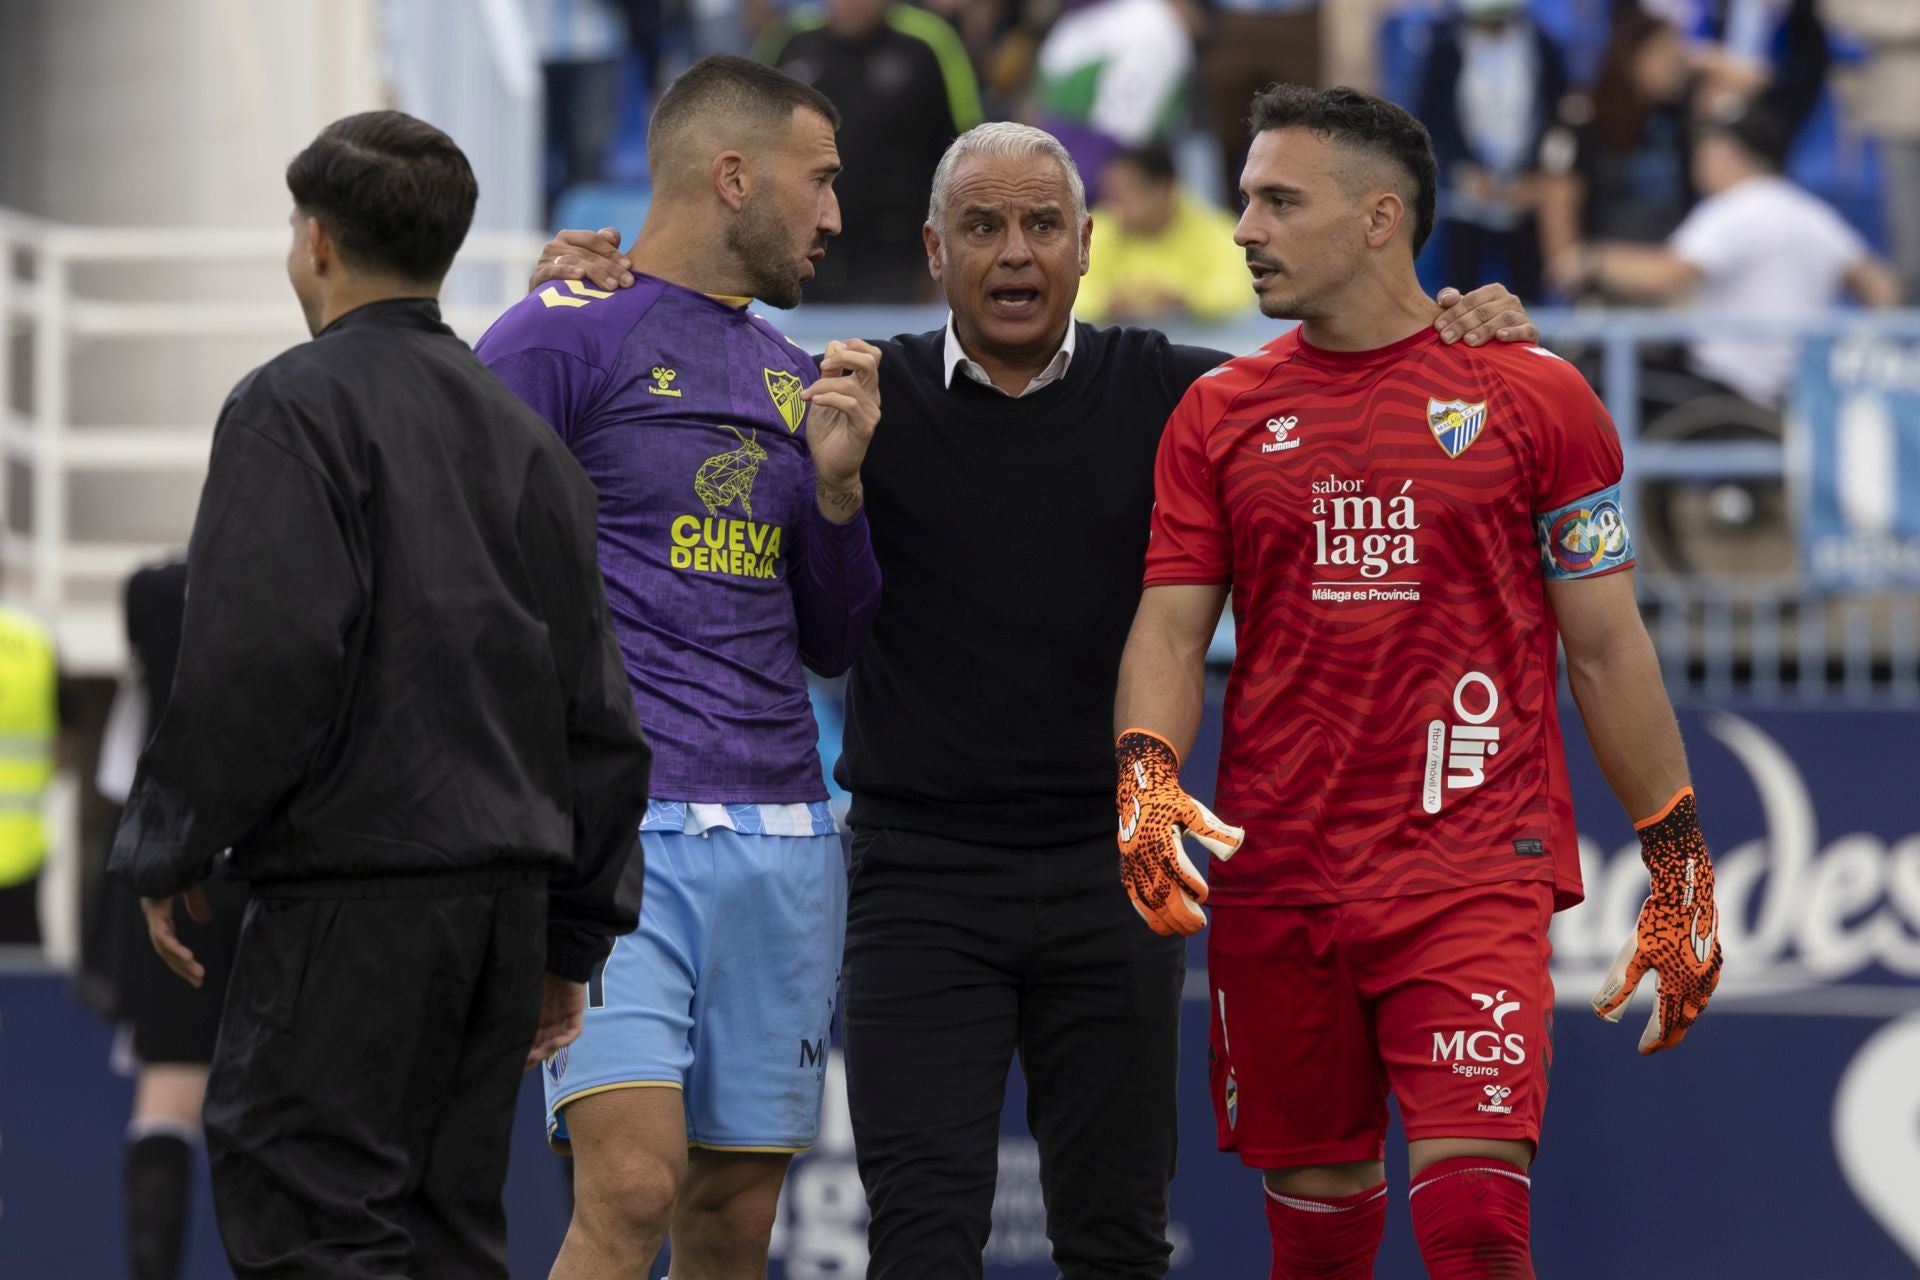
<box><xmin>203</xmin><ymin>881</ymin><xmax>545</xmax><ymax>1279</ymax></box>
<box><xmin>841</xmin><ymin>828</ymin><xmax>1185</xmax><ymax>1280</ymax></box>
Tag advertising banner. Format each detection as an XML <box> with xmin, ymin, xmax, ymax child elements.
<box><xmin>4</xmin><ymin>699</ymin><xmax>1918</xmax><ymax>1277</ymax></box>
<box><xmin>1794</xmin><ymin>335</ymin><xmax>1920</xmax><ymax>591</ymax></box>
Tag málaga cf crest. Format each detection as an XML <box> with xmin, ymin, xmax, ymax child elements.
<box><xmin>695</xmin><ymin>427</ymin><xmax>768</xmax><ymax>517</ymax></box>
<box><xmin>765</xmin><ymin>368</ymin><xmax>806</xmax><ymax>433</ymax></box>
<box><xmin>1426</xmin><ymin>397</ymin><xmax>1488</xmax><ymax>459</ymax></box>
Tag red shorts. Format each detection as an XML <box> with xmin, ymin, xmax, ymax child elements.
<box><xmin>1206</xmin><ymin>881</ymin><xmax>1555</xmax><ymax>1168</ymax></box>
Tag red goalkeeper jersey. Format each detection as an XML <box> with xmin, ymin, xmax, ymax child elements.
<box><xmin>1144</xmin><ymin>326</ymin><xmax>1634</xmax><ymax>911</ymax></box>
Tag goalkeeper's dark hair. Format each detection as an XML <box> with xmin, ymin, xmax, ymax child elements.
<box><xmin>1246</xmin><ymin>83</ymin><xmax>1438</xmax><ymax>255</ymax></box>
<box><xmin>649</xmin><ymin>54</ymin><xmax>841</xmax><ymax>167</ymax></box>
<box><xmin>285</xmin><ymin>111</ymin><xmax>477</xmax><ymax>283</ymax></box>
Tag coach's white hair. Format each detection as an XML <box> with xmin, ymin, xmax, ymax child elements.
<box><xmin>927</xmin><ymin>122</ymin><xmax>1089</xmax><ymax>229</ymax></box>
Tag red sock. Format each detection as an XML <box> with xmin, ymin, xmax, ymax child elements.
<box><xmin>1263</xmin><ymin>1181</ymin><xmax>1386</xmax><ymax>1279</ymax></box>
<box><xmin>1407</xmin><ymin>1156</ymin><xmax>1534</xmax><ymax>1279</ymax></box>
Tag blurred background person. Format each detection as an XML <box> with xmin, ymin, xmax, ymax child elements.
<box><xmin>95</xmin><ymin>560</ymin><xmax>247</xmax><ymax>1280</ymax></box>
<box><xmin>1560</xmin><ymin>103</ymin><xmax>1901</xmax><ymax>407</ymax></box>
<box><xmin>534</xmin><ymin>0</ymin><xmax>638</xmax><ymax>220</ymax></box>
<box><xmin>917</xmin><ymin>0</ymin><xmax>1029</xmax><ymax>110</ymax></box>
<box><xmin>1671</xmin><ymin>0</ymin><xmax>1832</xmax><ymax>132</ymax></box>
<box><xmin>1197</xmin><ymin>0</ymin><xmax>1319</xmax><ymax>207</ymax></box>
<box><xmin>1419</xmin><ymin>0</ymin><xmax>1568</xmax><ymax>300</ymax></box>
<box><xmin>1822</xmin><ymin>0</ymin><xmax>1920</xmax><ymax>303</ymax></box>
<box><xmin>1029</xmin><ymin>0</ymin><xmax>1197</xmax><ymax>205</ymax></box>
<box><xmin>1077</xmin><ymin>142</ymin><xmax>1252</xmax><ymax>325</ymax></box>
<box><xmin>757</xmin><ymin>0</ymin><xmax>981</xmax><ymax>301</ymax></box>
<box><xmin>1540</xmin><ymin>10</ymin><xmax>1698</xmax><ymax>300</ymax></box>
<box><xmin>0</xmin><ymin>602</ymin><xmax>63</xmax><ymax>946</ymax></box>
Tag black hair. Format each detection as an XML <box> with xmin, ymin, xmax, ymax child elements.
<box><xmin>285</xmin><ymin>111</ymin><xmax>477</xmax><ymax>282</ymax></box>
<box><xmin>649</xmin><ymin>53</ymin><xmax>842</xmax><ymax>160</ymax></box>
<box><xmin>1246</xmin><ymin>83</ymin><xmax>1439</xmax><ymax>254</ymax></box>
<box><xmin>1698</xmin><ymin>102</ymin><xmax>1792</xmax><ymax>171</ymax></box>
<box><xmin>1109</xmin><ymin>142</ymin><xmax>1178</xmax><ymax>186</ymax></box>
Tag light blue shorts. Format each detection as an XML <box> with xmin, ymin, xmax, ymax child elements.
<box><xmin>543</xmin><ymin>819</ymin><xmax>847</xmax><ymax>1152</ymax></box>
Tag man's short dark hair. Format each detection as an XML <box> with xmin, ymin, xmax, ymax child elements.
<box><xmin>1698</xmin><ymin>102</ymin><xmax>1791</xmax><ymax>171</ymax></box>
<box><xmin>285</xmin><ymin>111</ymin><xmax>477</xmax><ymax>283</ymax></box>
<box><xmin>649</xmin><ymin>54</ymin><xmax>842</xmax><ymax>163</ymax></box>
<box><xmin>1111</xmin><ymin>142</ymin><xmax>1178</xmax><ymax>186</ymax></box>
<box><xmin>1246</xmin><ymin>84</ymin><xmax>1438</xmax><ymax>255</ymax></box>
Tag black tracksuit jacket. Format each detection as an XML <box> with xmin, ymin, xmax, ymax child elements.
<box><xmin>109</xmin><ymin>298</ymin><xmax>650</xmax><ymax>981</ymax></box>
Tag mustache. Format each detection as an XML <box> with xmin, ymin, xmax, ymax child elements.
<box><xmin>1246</xmin><ymin>255</ymin><xmax>1283</xmax><ymax>271</ymax></box>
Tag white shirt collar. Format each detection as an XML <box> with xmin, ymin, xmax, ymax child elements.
<box><xmin>942</xmin><ymin>313</ymin><xmax>1077</xmax><ymax>398</ymax></box>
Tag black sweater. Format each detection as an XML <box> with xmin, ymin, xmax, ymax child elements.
<box><xmin>109</xmin><ymin>299</ymin><xmax>651</xmax><ymax>981</ymax></box>
<box><xmin>841</xmin><ymin>322</ymin><xmax>1229</xmax><ymax>846</ymax></box>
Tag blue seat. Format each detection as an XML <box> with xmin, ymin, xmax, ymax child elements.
<box><xmin>1787</xmin><ymin>87</ymin><xmax>1886</xmax><ymax>253</ymax></box>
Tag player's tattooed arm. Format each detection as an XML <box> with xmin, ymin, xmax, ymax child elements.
<box><xmin>1432</xmin><ymin>283</ymin><xmax>1539</xmax><ymax>347</ymax></box>
<box><xmin>530</xmin><ymin>227</ymin><xmax>634</xmax><ymax>293</ymax></box>
<box><xmin>817</xmin><ymin>477</ymin><xmax>864</xmax><ymax>515</ymax></box>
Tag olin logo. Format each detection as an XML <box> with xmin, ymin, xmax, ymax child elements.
<box><xmin>1422</xmin><ymin>672</ymin><xmax>1501</xmax><ymax>814</ymax></box>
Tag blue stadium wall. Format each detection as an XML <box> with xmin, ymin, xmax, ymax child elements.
<box><xmin>4</xmin><ymin>694</ymin><xmax>1918</xmax><ymax>1277</ymax></box>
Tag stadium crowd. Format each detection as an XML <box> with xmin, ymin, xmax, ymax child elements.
<box><xmin>535</xmin><ymin>0</ymin><xmax>1914</xmax><ymax>335</ymax></box>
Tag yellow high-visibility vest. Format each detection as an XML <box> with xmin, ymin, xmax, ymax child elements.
<box><xmin>0</xmin><ymin>609</ymin><xmax>56</xmax><ymax>888</ymax></box>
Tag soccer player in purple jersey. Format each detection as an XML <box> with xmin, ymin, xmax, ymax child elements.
<box><xmin>474</xmin><ymin>57</ymin><xmax>883</xmax><ymax>1279</ymax></box>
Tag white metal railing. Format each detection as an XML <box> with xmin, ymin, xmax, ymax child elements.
<box><xmin>0</xmin><ymin>207</ymin><xmax>546</xmax><ymax>672</ymax></box>
<box><xmin>7</xmin><ymin>207</ymin><xmax>1919</xmax><ymax>697</ymax></box>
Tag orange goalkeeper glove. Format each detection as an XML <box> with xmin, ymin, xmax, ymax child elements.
<box><xmin>1591</xmin><ymin>787</ymin><xmax>1724</xmax><ymax>1053</ymax></box>
<box><xmin>1115</xmin><ymin>729</ymin><xmax>1244</xmax><ymax>936</ymax></box>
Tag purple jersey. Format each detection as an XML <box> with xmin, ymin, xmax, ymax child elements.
<box><xmin>476</xmin><ymin>275</ymin><xmax>878</xmax><ymax>803</ymax></box>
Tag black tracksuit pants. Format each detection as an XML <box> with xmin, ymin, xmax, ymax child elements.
<box><xmin>841</xmin><ymin>828</ymin><xmax>1185</xmax><ymax>1279</ymax></box>
<box><xmin>203</xmin><ymin>878</ymin><xmax>545</xmax><ymax>1279</ymax></box>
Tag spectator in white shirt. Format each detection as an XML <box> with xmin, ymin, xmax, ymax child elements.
<box><xmin>1560</xmin><ymin>104</ymin><xmax>1900</xmax><ymax>406</ymax></box>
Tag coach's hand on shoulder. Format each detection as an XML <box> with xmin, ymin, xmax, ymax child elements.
<box><xmin>527</xmin><ymin>974</ymin><xmax>588</xmax><ymax>1072</ymax></box>
<box><xmin>804</xmin><ymin>339</ymin><xmax>882</xmax><ymax>523</ymax></box>
<box><xmin>140</xmin><ymin>884</ymin><xmax>213</xmax><ymax>989</ymax></box>
<box><xmin>1432</xmin><ymin>284</ymin><xmax>1539</xmax><ymax>348</ymax></box>
<box><xmin>529</xmin><ymin>226</ymin><xmax>634</xmax><ymax>293</ymax></box>
<box><xmin>1116</xmin><ymin>729</ymin><xmax>1244</xmax><ymax>936</ymax></box>
<box><xmin>1592</xmin><ymin>787</ymin><xmax>1724</xmax><ymax>1054</ymax></box>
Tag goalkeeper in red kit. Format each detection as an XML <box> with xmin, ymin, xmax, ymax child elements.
<box><xmin>1112</xmin><ymin>86</ymin><xmax>1722</xmax><ymax>1279</ymax></box>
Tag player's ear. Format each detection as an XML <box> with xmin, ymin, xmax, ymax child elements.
<box><xmin>306</xmin><ymin>216</ymin><xmax>332</xmax><ymax>275</ymax></box>
<box><xmin>923</xmin><ymin>220</ymin><xmax>944</xmax><ymax>285</ymax></box>
<box><xmin>1079</xmin><ymin>214</ymin><xmax>1093</xmax><ymax>276</ymax></box>
<box><xmin>712</xmin><ymin>150</ymin><xmax>750</xmax><ymax>213</ymax></box>
<box><xmin>1365</xmin><ymin>189</ymin><xmax>1405</xmax><ymax>251</ymax></box>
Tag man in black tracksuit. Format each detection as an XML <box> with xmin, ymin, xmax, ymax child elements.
<box><xmin>110</xmin><ymin>112</ymin><xmax>651</xmax><ymax>1280</ymax></box>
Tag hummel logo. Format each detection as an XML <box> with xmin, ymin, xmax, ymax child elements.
<box><xmin>1470</xmin><ymin>989</ymin><xmax>1522</xmax><ymax>1029</ymax></box>
<box><xmin>1477</xmin><ymin>1084</ymin><xmax>1514</xmax><ymax>1114</ymax></box>
<box><xmin>1261</xmin><ymin>415</ymin><xmax>1302</xmax><ymax>454</ymax></box>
